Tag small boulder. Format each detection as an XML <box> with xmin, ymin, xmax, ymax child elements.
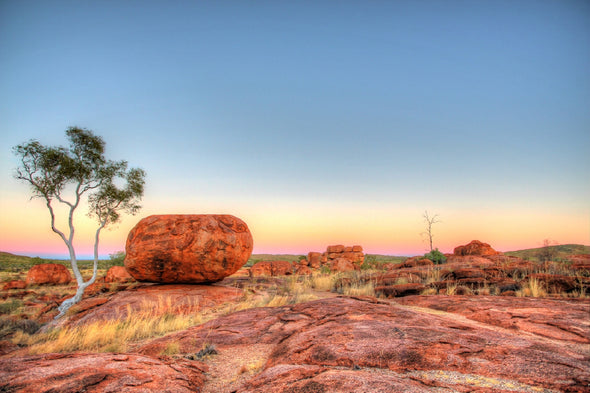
<box><xmin>328</xmin><ymin>258</ymin><xmax>358</xmax><ymax>272</ymax></box>
<box><xmin>124</xmin><ymin>214</ymin><xmax>253</xmax><ymax>284</ymax></box>
<box><xmin>249</xmin><ymin>261</ymin><xmax>293</xmax><ymax>277</ymax></box>
<box><xmin>375</xmin><ymin>283</ymin><xmax>426</xmax><ymax>297</ymax></box>
<box><xmin>326</xmin><ymin>245</ymin><xmax>346</xmax><ymax>253</ymax></box>
<box><xmin>453</xmin><ymin>240</ymin><xmax>499</xmax><ymax>256</ymax></box>
<box><xmin>295</xmin><ymin>265</ymin><xmax>313</xmax><ymax>275</ymax></box>
<box><xmin>104</xmin><ymin>266</ymin><xmax>134</xmax><ymax>283</ymax></box>
<box><xmin>2</xmin><ymin>280</ymin><xmax>27</xmax><ymax>290</ymax></box>
<box><xmin>452</xmin><ymin>268</ymin><xmax>486</xmax><ymax>280</ymax></box>
<box><xmin>307</xmin><ymin>252</ymin><xmax>322</xmax><ymax>268</ymax></box>
<box><xmin>26</xmin><ymin>264</ymin><xmax>72</xmax><ymax>286</ymax></box>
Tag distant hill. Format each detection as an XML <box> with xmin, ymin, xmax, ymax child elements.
<box><xmin>504</xmin><ymin>244</ymin><xmax>589</xmax><ymax>262</ymax></box>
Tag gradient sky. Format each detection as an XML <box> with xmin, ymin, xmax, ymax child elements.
<box><xmin>1</xmin><ymin>1</ymin><xmax>589</xmax><ymax>258</ymax></box>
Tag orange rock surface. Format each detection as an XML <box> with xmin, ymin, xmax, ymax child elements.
<box><xmin>453</xmin><ymin>240</ymin><xmax>500</xmax><ymax>256</ymax></box>
<box><xmin>104</xmin><ymin>266</ymin><xmax>134</xmax><ymax>283</ymax></box>
<box><xmin>0</xmin><ymin>353</ymin><xmax>206</xmax><ymax>392</ymax></box>
<box><xmin>25</xmin><ymin>263</ymin><xmax>72</xmax><ymax>286</ymax></box>
<box><xmin>249</xmin><ymin>261</ymin><xmax>293</xmax><ymax>277</ymax></box>
<box><xmin>124</xmin><ymin>214</ymin><xmax>253</xmax><ymax>283</ymax></box>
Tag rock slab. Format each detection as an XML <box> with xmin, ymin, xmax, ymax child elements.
<box><xmin>125</xmin><ymin>214</ymin><xmax>253</xmax><ymax>283</ymax></box>
<box><xmin>137</xmin><ymin>296</ymin><xmax>590</xmax><ymax>393</ymax></box>
<box><xmin>0</xmin><ymin>353</ymin><xmax>206</xmax><ymax>393</ymax></box>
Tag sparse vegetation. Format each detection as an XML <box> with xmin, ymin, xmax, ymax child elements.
<box><xmin>424</xmin><ymin>248</ymin><xmax>447</xmax><ymax>265</ymax></box>
<box><xmin>2</xmin><ymin>245</ymin><xmax>589</xmax><ymax>356</ymax></box>
<box><xmin>0</xmin><ymin>298</ymin><xmax>24</xmax><ymax>315</ymax></box>
<box><xmin>505</xmin><ymin>244</ymin><xmax>589</xmax><ymax>262</ymax></box>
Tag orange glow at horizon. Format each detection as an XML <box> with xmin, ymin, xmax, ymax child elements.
<box><xmin>1</xmin><ymin>194</ymin><xmax>588</xmax><ymax>258</ymax></box>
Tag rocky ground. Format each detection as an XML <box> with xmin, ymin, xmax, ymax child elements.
<box><xmin>1</xmin><ymin>240</ymin><xmax>589</xmax><ymax>392</ymax></box>
<box><xmin>0</xmin><ymin>283</ymin><xmax>588</xmax><ymax>392</ymax></box>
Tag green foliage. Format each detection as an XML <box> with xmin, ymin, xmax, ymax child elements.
<box><xmin>424</xmin><ymin>248</ymin><xmax>447</xmax><ymax>265</ymax></box>
<box><xmin>0</xmin><ymin>252</ymin><xmax>119</xmax><ymax>274</ymax></box>
<box><xmin>0</xmin><ymin>316</ymin><xmax>41</xmax><ymax>338</ymax></box>
<box><xmin>107</xmin><ymin>251</ymin><xmax>126</xmax><ymax>267</ymax></box>
<box><xmin>0</xmin><ymin>299</ymin><xmax>24</xmax><ymax>315</ymax></box>
<box><xmin>361</xmin><ymin>255</ymin><xmax>378</xmax><ymax>270</ymax></box>
<box><xmin>13</xmin><ymin>127</ymin><xmax>146</xmax><ymax>230</ymax></box>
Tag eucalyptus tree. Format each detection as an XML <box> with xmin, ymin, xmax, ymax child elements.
<box><xmin>13</xmin><ymin>127</ymin><xmax>146</xmax><ymax>317</ymax></box>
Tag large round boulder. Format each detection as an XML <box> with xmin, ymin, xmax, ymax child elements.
<box><xmin>124</xmin><ymin>214</ymin><xmax>253</xmax><ymax>283</ymax></box>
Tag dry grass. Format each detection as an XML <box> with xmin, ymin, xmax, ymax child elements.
<box><xmin>517</xmin><ymin>277</ymin><xmax>547</xmax><ymax>298</ymax></box>
<box><xmin>308</xmin><ymin>273</ymin><xmax>335</xmax><ymax>291</ymax></box>
<box><xmin>445</xmin><ymin>283</ymin><xmax>458</xmax><ymax>296</ymax></box>
<box><xmin>13</xmin><ymin>296</ymin><xmax>203</xmax><ymax>353</ymax></box>
<box><xmin>341</xmin><ymin>280</ymin><xmax>376</xmax><ymax>297</ymax></box>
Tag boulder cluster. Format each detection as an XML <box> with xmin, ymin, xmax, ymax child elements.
<box><xmin>372</xmin><ymin>240</ymin><xmax>590</xmax><ymax>298</ymax></box>
<box><xmin>249</xmin><ymin>245</ymin><xmax>365</xmax><ymax>277</ymax></box>
<box><xmin>299</xmin><ymin>244</ymin><xmax>365</xmax><ymax>274</ymax></box>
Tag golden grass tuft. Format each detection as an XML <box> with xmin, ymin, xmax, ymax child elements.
<box><xmin>341</xmin><ymin>281</ymin><xmax>376</xmax><ymax>297</ymax></box>
<box><xmin>517</xmin><ymin>277</ymin><xmax>547</xmax><ymax>298</ymax></box>
<box><xmin>14</xmin><ymin>295</ymin><xmax>203</xmax><ymax>354</ymax></box>
<box><xmin>308</xmin><ymin>273</ymin><xmax>335</xmax><ymax>291</ymax></box>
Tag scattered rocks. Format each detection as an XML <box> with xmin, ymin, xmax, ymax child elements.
<box><xmin>25</xmin><ymin>263</ymin><xmax>72</xmax><ymax>286</ymax></box>
<box><xmin>249</xmin><ymin>261</ymin><xmax>293</xmax><ymax>277</ymax></box>
<box><xmin>293</xmin><ymin>245</ymin><xmax>365</xmax><ymax>274</ymax></box>
<box><xmin>124</xmin><ymin>214</ymin><xmax>253</xmax><ymax>284</ymax></box>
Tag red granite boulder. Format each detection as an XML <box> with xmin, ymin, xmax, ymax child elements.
<box><xmin>453</xmin><ymin>240</ymin><xmax>499</xmax><ymax>256</ymax></box>
<box><xmin>375</xmin><ymin>283</ymin><xmax>426</xmax><ymax>297</ymax></box>
<box><xmin>2</xmin><ymin>280</ymin><xmax>27</xmax><ymax>290</ymax></box>
<box><xmin>25</xmin><ymin>263</ymin><xmax>72</xmax><ymax>286</ymax></box>
<box><xmin>104</xmin><ymin>266</ymin><xmax>134</xmax><ymax>283</ymax></box>
<box><xmin>124</xmin><ymin>214</ymin><xmax>253</xmax><ymax>283</ymax></box>
<box><xmin>328</xmin><ymin>258</ymin><xmax>358</xmax><ymax>272</ymax></box>
<box><xmin>249</xmin><ymin>261</ymin><xmax>293</xmax><ymax>277</ymax></box>
<box><xmin>307</xmin><ymin>252</ymin><xmax>322</xmax><ymax>268</ymax></box>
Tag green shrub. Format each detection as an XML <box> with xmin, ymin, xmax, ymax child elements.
<box><xmin>424</xmin><ymin>248</ymin><xmax>447</xmax><ymax>265</ymax></box>
<box><xmin>0</xmin><ymin>316</ymin><xmax>41</xmax><ymax>339</ymax></box>
<box><xmin>0</xmin><ymin>299</ymin><xmax>24</xmax><ymax>315</ymax></box>
<box><xmin>361</xmin><ymin>255</ymin><xmax>378</xmax><ymax>270</ymax></box>
<box><xmin>107</xmin><ymin>251</ymin><xmax>126</xmax><ymax>267</ymax></box>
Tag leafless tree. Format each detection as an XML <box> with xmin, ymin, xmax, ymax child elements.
<box><xmin>422</xmin><ymin>210</ymin><xmax>440</xmax><ymax>252</ymax></box>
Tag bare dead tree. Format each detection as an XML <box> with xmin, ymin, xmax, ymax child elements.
<box><xmin>422</xmin><ymin>210</ymin><xmax>440</xmax><ymax>252</ymax></box>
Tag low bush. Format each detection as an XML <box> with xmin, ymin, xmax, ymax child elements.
<box><xmin>424</xmin><ymin>249</ymin><xmax>447</xmax><ymax>265</ymax></box>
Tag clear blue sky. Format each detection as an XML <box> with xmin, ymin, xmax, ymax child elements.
<box><xmin>1</xmin><ymin>1</ymin><xmax>588</xmax><ymax>258</ymax></box>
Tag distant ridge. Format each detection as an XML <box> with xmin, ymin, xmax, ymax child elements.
<box><xmin>2</xmin><ymin>244</ymin><xmax>588</xmax><ymax>268</ymax></box>
<box><xmin>504</xmin><ymin>244</ymin><xmax>589</xmax><ymax>261</ymax></box>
